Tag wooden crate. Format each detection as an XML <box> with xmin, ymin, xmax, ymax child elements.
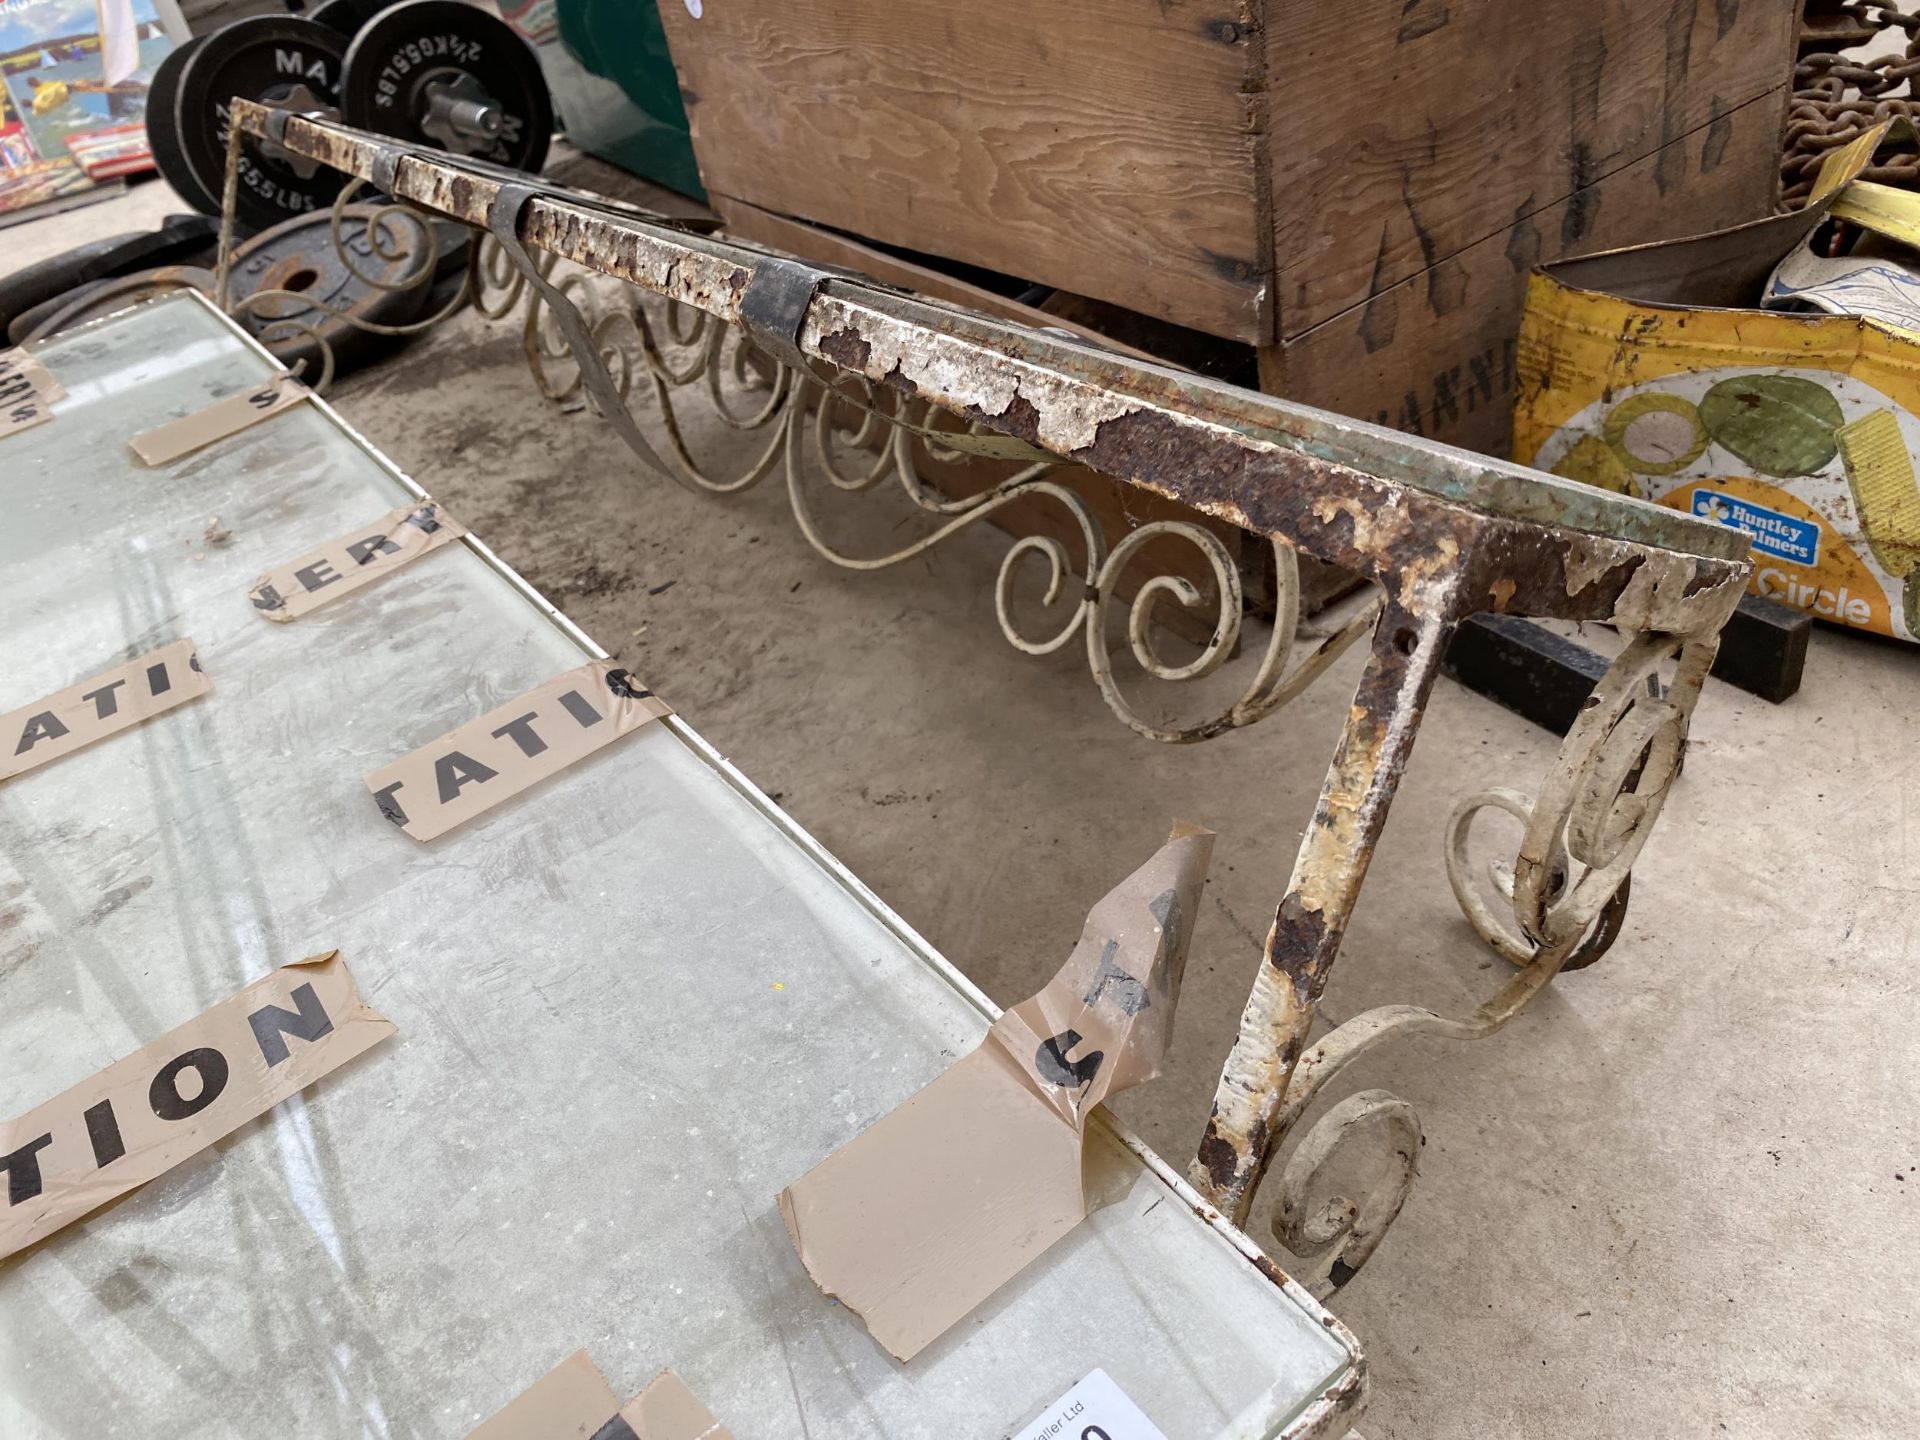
<box><xmin>658</xmin><ymin>0</ymin><xmax>1798</xmax><ymax>455</ymax></box>
<box><xmin>1264</xmin><ymin>72</ymin><xmax>1792</xmax><ymax>454</ymax></box>
<box><xmin>661</xmin><ymin>1</ymin><xmax>1269</xmax><ymax>342</ymax></box>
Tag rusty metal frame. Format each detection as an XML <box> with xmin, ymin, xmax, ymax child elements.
<box><xmin>225</xmin><ymin>104</ymin><xmax>1751</xmax><ymax>1315</ymax></box>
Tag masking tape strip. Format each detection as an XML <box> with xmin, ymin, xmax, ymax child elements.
<box><xmin>0</xmin><ymin>638</ymin><xmax>212</xmax><ymax>783</ymax></box>
<box><xmin>248</xmin><ymin>499</ymin><xmax>469</xmax><ymax>621</ymax></box>
<box><xmin>0</xmin><ymin>346</ymin><xmax>65</xmax><ymax>441</ymax></box>
<box><xmin>778</xmin><ymin>823</ymin><xmax>1213</xmax><ymax>1361</ymax></box>
<box><xmin>364</xmin><ymin>659</ymin><xmax>672</xmax><ymax>842</ymax></box>
<box><xmin>1836</xmin><ymin>408</ymin><xmax>1920</xmax><ymax>577</ymax></box>
<box><xmin>0</xmin><ymin>952</ymin><xmax>393</xmax><ymax>1261</ymax></box>
<box><xmin>129</xmin><ymin>373</ymin><xmax>309</xmax><ymax>466</ymax></box>
<box><xmin>468</xmin><ymin>1354</ymin><xmax>732</xmax><ymax>1440</ymax></box>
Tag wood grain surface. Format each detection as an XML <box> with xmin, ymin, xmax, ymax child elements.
<box><xmin>1262</xmin><ymin>83</ymin><xmax>1786</xmax><ymax>457</ymax></box>
<box><xmin>659</xmin><ymin>0</ymin><xmax>1270</xmax><ymax>342</ymax></box>
<box><xmin>1269</xmin><ymin>0</ymin><xmax>1800</xmax><ymax>337</ymax></box>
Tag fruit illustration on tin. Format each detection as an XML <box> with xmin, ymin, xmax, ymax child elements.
<box><xmin>1551</xmin><ymin>433</ymin><xmax>1635</xmax><ymax>493</ymax></box>
<box><xmin>1601</xmin><ymin>392</ymin><xmax>1709</xmax><ymax>476</ymax></box>
<box><xmin>1531</xmin><ymin>361</ymin><xmax>1920</xmax><ymax>641</ymax></box>
<box><xmin>1696</xmin><ymin>374</ymin><xmax>1844</xmax><ymax>478</ymax></box>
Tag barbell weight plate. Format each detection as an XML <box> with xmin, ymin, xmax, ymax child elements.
<box><xmin>147</xmin><ymin>35</ymin><xmax>220</xmax><ymax>216</ymax></box>
<box><xmin>0</xmin><ymin>215</ymin><xmax>216</xmax><ymax>333</ymax></box>
<box><xmin>339</xmin><ymin>0</ymin><xmax>552</xmax><ymax>175</ymax></box>
<box><xmin>172</xmin><ymin>16</ymin><xmax>349</xmax><ymax>233</ymax></box>
<box><xmin>14</xmin><ymin>269</ymin><xmax>217</xmax><ymax>347</ymax></box>
<box><xmin>225</xmin><ymin>203</ymin><xmax>442</xmax><ymax>373</ymax></box>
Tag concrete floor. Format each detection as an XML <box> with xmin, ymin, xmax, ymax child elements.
<box><xmin>9</xmin><ymin>176</ymin><xmax>1919</xmax><ymax>1438</ymax></box>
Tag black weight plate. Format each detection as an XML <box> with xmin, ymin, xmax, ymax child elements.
<box><xmin>148</xmin><ymin>34</ymin><xmax>219</xmax><ymax>215</ymax></box>
<box><xmin>0</xmin><ymin>216</ymin><xmax>220</xmax><ymax>334</ymax></box>
<box><xmin>429</xmin><ymin>217</ymin><xmax>472</xmax><ymax>282</ymax></box>
<box><xmin>9</xmin><ymin>281</ymin><xmax>106</xmax><ymax>346</ymax></box>
<box><xmin>340</xmin><ymin>0</ymin><xmax>551</xmax><ymax>174</ymax></box>
<box><xmin>14</xmin><ymin>269</ymin><xmax>217</xmax><ymax>346</ymax></box>
<box><xmin>0</xmin><ymin>233</ymin><xmax>137</xmax><ymax>333</ymax></box>
<box><xmin>173</xmin><ymin>16</ymin><xmax>349</xmax><ymax>233</ymax></box>
<box><xmin>226</xmin><ymin>204</ymin><xmax>439</xmax><ymax>374</ymax></box>
<box><xmin>310</xmin><ymin>0</ymin><xmax>406</xmax><ymax>39</ymax></box>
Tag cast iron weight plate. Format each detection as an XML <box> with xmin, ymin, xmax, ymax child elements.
<box><xmin>310</xmin><ymin>0</ymin><xmax>407</xmax><ymax>39</ymax></box>
<box><xmin>13</xmin><ymin>268</ymin><xmax>218</xmax><ymax>346</ymax></box>
<box><xmin>224</xmin><ymin>203</ymin><xmax>440</xmax><ymax>373</ymax></box>
<box><xmin>0</xmin><ymin>214</ymin><xmax>218</xmax><ymax>333</ymax></box>
<box><xmin>340</xmin><ymin>0</ymin><xmax>552</xmax><ymax>175</ymax></box>
<box><xmin>172</xmin><ymin>15</ymin><xmax>350</xmax><ymax>233</ymax></box>
<box><xmin>147</xmin><ymin>35</ymin><xmax>219</xmax><ymax>215</ymax></box>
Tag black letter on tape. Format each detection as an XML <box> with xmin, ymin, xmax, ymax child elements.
<box><xmin>435</xmin><ymin>750</ymin><xmax>498</xmax><ymax>803</ymax></box>
<box><xmin>15</xmin><ymin>712</ymin><xmax>67</xmax><ymax>755</ymax></box>
<box><xmin>1</xmin><ymin>1134</ymin><xmax>54</xmax><ymax>1205</ymax></box>
<box><xmin>81</xmin><ymin>679</ymin><xmax>125</xmax><ymax>719</ymax></box>
<box><xmin>149</xmin><ymin>1047</ymin><xmax>231</xmax><ymax>1121</ymax></box>
<box><xmin>84</xmin><ymin>1099</ymin><xmax>125</xmax><ymax>1169</ymax></box>
<box><xmin>1035</xmin><ymin>1029</ymin><xmax>1104</xmax><ymax>1089</ymax></box>
<box><xmin>345</xmin><ymin>533</ymin><xmax>401</xmax><ymax>566</ymax></box>
<box><xmin>248</xmin><ymin>981</ymin><xmax>334</xmax><ymax>1067</ymax></box>
<box><xmin>557</xmin><ymin>689</ymin><xmax>602</xmax><ymax>728</ymax></box>
<box><xmin>490</xmin><ymin>711</ymin><xmax>547</xmax><ymax>758</ymax></box>
<box><xmin>372</xmin><ymin>781</ymin><xmax>409</xmax><ymax>827</ymax></box>
<box><xmin>295</xmin><ymin>559</ymin><xmax>341</xmax><ymax>593</ymax></box>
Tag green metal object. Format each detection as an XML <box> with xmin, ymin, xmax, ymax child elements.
<box><xmin>551</xmin><ymin>0</ymin><xmax>705</xmax><ymax>201</ymax></box>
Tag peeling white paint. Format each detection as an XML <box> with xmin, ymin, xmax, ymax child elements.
<box><xmin>1562</xmin><ymin>534</ymin><xmax>1634</xmax><ymax>596</ymax></box>
<box><xmin>803</xmin><ymin>301</ymin><xmax>1139</xmax><ymax>452</ymax></box>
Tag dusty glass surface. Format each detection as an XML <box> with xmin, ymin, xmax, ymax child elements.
<box><xmin>0</xmin><ymin>295</ymin><xmax>1356</xmax><ymax>1438</ymax></box>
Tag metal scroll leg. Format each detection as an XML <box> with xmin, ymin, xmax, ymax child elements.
<box><xmin>1192</xmin><ymin>602</ymin><xmax>1453</xmax><ymax>1226</ymax></box>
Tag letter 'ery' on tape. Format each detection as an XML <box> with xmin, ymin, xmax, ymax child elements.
<box><xmin>128</xmin><ymin>372</ymin><xmax>309</xmax><ymax>466</ymax></box>
<box><xmin>248</xmin><ymin>499</ymin><xmax>469</xmax><ymax>621</ymax></box>
<box><xmin>467</xmin><ymin>1350</ymin><xmax>733</xmax><ymax>1440</ymax></box>
<box><xmin>0</xmin><ymin>639</ymin><xmax>211</xmax><ymax>783</ymax></box>
<box><xmin>364</xmin><ymin>660</ymin><xmax>672</xmax><ymax>842</ymax></box>
<box><xmin>0</xmin><ymin>952</ymin><xmax>393</xmax><ymax>1262</ymax></box>
<box><xmin>0</xmin><ymin>346</ymin><xmax>65</xmax><ymax>442</ymax></box>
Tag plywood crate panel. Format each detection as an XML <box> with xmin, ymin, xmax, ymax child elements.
<box><xmin>660</xmin><ymin>0</ymin><xmax>1795</xmax><ymax>365</ymax></box>
<box><xmin>1265</xmin><ymin>77</ymin><xmax>1791</xmax><ymax>455</ymax></box>
<box><xmin>661</xmin><ymin>0</ymin><xmax>1270</xmax><ymax>342</ymax></box>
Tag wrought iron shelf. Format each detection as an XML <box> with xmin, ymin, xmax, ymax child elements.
<box><xmin>223</xmin><ymin>100</ymin><xmax>1750</xmax><ymax>1292</ymax></box>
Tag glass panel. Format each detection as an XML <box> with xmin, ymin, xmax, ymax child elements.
<box><xmin>0</xmin><ymin>295</ymin><xmax>1353</xmax><ymax>1438</ymax></box>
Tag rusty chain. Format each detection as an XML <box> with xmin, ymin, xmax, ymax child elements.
<box><xmin>1786</xmin><ymin>0</ymin><xmax>1920</xmax><ymax>205</ymax></box>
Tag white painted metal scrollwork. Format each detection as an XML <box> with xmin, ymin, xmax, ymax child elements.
<box><xmin>1258</xmin><ymin>632</ymin><xmax>1716</xmax><ymax>1286</ymax></box>
<box><xmin>1271</xmin><ymin>1089</ymin><xmax>1422</xmax><ymax>1299</ymax></box>
<box><xmin>213</xmin><ymin>178</ymin><xmax>471</xmax><ymax>395</ymax></box>
<box><xmin>1448</xmin><ymin>632</ymin><xmax>1711</xmax><ymax>965</ymax></box>
<box><xmin>472</xmin><ymin>242</ymin><xmax>1383</xmax><ymax>744</ymax></box>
